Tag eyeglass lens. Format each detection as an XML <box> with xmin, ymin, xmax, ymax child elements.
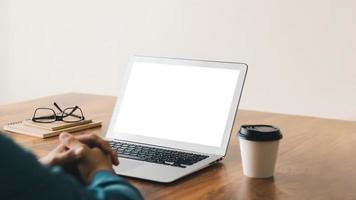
<box><xmin>33</xmin><ymin>108</ymin><xmax>56</xmax><ymax>123</ymax></box>
<box><xmin>62</xmin><ymin>107</ymin><xmax>84</xmax><ymax>122</ymax></box>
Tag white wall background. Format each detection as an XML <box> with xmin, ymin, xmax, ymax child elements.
<box><xmin>1</xmin><ymin>0</ymin><xmax>356</xmax><ymax>121</ymax></box>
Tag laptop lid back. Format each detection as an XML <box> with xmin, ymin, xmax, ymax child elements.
<box><xmin>107</xmin><ymin>56</ymin><xmax>247</xmax><ymax>156</ymax></box>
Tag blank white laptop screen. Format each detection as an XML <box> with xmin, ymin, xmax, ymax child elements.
<box><xmin>113</xmin><ymin>61</ymin><xmax>240</xmax><ymax>147</ymax></box>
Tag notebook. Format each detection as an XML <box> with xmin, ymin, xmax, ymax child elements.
<box><xmin>4</xmin><ymin>120</ymin><xmax>102</xmax><ymax>138</ymax></box>
<box><xmin>23</xmin><ymin>119</ymin><xmax>93</xmax><ymax>131</ymax></box>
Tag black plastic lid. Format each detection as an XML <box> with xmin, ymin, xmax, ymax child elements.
<box><xmin>238</xmin><ymin>124</ymin><xmax>283</xmax><ymax>141</ymax></box>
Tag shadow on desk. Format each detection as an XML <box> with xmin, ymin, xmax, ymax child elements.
<box><xmin>237</xmin><ymin>177</ymin><xmax>278</xmax><ymax>200</ymax></box>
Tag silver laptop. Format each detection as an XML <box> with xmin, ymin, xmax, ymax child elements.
<box><xmin>106</xmin><ymin>56</ymin><xmax>247</xmax><ymax>183</ymax></box>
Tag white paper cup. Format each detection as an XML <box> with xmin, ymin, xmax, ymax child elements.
<box><xmin>238</xmin><ymin>125</ymin><xmax>282</xmax><ymax>178</ymax></box>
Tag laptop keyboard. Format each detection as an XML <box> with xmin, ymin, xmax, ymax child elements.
<box><xmin>108</xmin><ymin>141</ymin><xmax>209</xmax><ymax>168</ymax></box>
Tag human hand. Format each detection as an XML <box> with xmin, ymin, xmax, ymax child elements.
<box><xmin>40</xmin><ymin>132</ymin><xmax>119</xmax><ymax>167</ymax></box>
<box><xmin>61</xmin><ymin>132</ymin><xmax>119</xmax><ymax>166</ymax></box>
<box><xmin>39</xmin><ymin>142</ymin><xmax>81</xmax><ymax>166</ymax></box>
<box><xmin>59</xmin><ymin>133</ymin><xmax>114</xmax><ymax>183</ymax></box>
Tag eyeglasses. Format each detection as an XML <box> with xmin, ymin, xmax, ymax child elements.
<box><xmin>32</xmin><ymin>102</ymin><xmax>85</xmax><ymax>123</ymax></box>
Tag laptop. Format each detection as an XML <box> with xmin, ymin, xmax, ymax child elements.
<box><xmin>106</xmin><ymin>56</ymin><xmax>248</xmax><ymax>183</ymax></box>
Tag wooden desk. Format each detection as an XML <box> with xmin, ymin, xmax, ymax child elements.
<box><xmin>1</xmin><ymin>93</ymin><xmax>356</xmax><ymax>200</ymax></box>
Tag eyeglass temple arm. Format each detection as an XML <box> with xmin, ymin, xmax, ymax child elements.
<box><xmin>33</xmin><ymin>115</ymin><xmax>56</xmax><ymax>120</ymax></box>
<box><xmin>62</xmin><ymin>106</ymin><xmax>78</xmax><ymax>117</ymax></box>
<box><xmin>53</xmin><ymin>102</ymin><xmax>63</xmax><ymax>113</ymax></box>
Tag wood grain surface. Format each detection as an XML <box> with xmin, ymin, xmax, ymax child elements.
<box><xmin>1</xmin><ymin>93</ymin><xmax>356</xmax><ymax>200</ymax></box>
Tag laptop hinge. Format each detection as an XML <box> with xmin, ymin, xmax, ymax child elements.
<box><xmin>209</xmin><ymin>157</ymin><xmax>223</xmax><ymax>165</ymax></box>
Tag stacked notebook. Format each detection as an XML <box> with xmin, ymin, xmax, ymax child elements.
<box><xmin>4</xmin><ymin>119</ymin><xmax>102</xmax><ymax>138</ymax></box>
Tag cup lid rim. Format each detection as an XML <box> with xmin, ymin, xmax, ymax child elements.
<box><xmin>238</xmin><ymin>124</ymin><xmax>283</xmax><ymax>141</ymax></box>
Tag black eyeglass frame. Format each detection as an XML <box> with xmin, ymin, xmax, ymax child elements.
<box><xmin>32</xmin><ymin>102</ymin><xmax>85</xmax><ymax>123</ymax></box>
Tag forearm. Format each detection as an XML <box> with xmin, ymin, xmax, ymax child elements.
<box><xmin>89</xmin><ymin>171</ymin><xmax>143</xmax><ymax>200</ymax></box>
<box><xmin>43</xmin><ymin>167</ymin><xmax>143</xmax><ymax>200</ymax></box>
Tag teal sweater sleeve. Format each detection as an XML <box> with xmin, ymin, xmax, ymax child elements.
<box><xmin>0</xmin><ymin>134</ymin><xmax>143</xmax><ymax>200</ymax></box>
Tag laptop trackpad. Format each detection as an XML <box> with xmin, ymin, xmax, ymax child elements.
<box><xmin>114</xmin><ymin>158</ymin><xmax>144</xmax><ymax>173</ymax></box>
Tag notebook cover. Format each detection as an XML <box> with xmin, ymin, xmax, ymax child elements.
<box><xmin>3</xmin><ymin>121</ymin><xmax>102</xmax><ymax>138</ymax></box>
<box><xmin>23</xmin><ymin>119</ymin><xmax>93</xmax><ymax>131</ymax></box>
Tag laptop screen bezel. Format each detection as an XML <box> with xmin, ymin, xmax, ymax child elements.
<box><xmin>106</xmin><ymin>56</ymin><xmax>247</xmax><ymax>156</ymax></box>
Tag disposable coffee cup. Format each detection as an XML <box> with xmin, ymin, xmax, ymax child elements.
<box><xmin>238</xmin><ymin>125</ymin><xmax>282</xmax><ymax>178</ymax></box>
